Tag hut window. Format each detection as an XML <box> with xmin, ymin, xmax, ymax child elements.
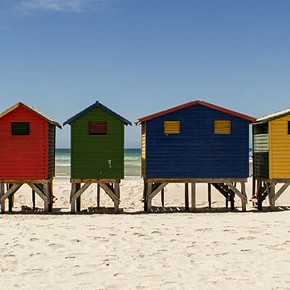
<box><xmin>288</xmin><ymin>121</ymin><xmax>290</xmax><ymax>135</ymax></box>
<box><xmin>11</xmin><ymin>122</ymin><xmax>30</xmax><ymax>135</ymax></box>
<box><xmin>164</xmin><ymin>121</ymin><xmax>180</xmax><ymax>134</ymax></box>
<box><xmin>214</xmin><ymin>120</ymin><xmax>231</xmax><ymax>134</ymax></box>
<box><xmin>89</xmin><ymin>121</ymin><xmax>107</xmax><ymax>135</ymax></box>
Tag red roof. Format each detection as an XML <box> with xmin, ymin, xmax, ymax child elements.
<box><xmin>137</xmin><ymin>100</ymin><xmax>256</xmax><ymax>124</ymax></box>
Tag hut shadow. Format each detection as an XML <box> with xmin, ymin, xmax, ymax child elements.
<box><xmin>146</xmin><ymin>206</ymin><xmax>239</xmax><ymax>214</ymax></box>
<box><xmin>3</xmin><ymin>205</ymin><xmax>290</xmax><ymax>215</ymax></box>
<box><xmin>247</xmin><ymin>205</ymin><xmax>290</xmax><ymax>213</ymax></box>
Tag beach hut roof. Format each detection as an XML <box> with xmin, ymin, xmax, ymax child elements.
<box><xmin>0</xmin><ymin>102</ymin><xmax>61</xmax><ymax>128</ymax></box>
<box><xmin>63</xmin><ymin>101</ymin><xmax>132</xmax><ymax>126</ymax></box>
<box><xmin>255</xmin><ymin>108</ymin><xmax>290</xmax><ymax>124</ymax></box>
<box><xmin>136</xmin><ymin>100</ymin><xmax>256</xmax><ymax>125</ymax></box>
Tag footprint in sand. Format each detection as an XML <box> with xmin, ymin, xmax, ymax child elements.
<box><xmin>238</xmin><ymin>236</ymin><xmax>256</xmax><ymax>240</ymax></box>
<box><xmin>133</xmin><ymin>232</ymin><xmax>147</xmax><ymax>237</ymax></box>
<box><xmin>195</xmin><ymin>228</ymin><xmax>212</xmax><ymax>232</ymax></box>
<box><xmin>48</xmin><ymin>243</ymin><xmax>64</xmax><ymax>249</ymax></box>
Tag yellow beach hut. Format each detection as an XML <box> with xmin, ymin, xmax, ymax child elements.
<box><xmin>252</xmin><ymin>108</ymin><xmax>290</xmax><ymax>209</ymax></box>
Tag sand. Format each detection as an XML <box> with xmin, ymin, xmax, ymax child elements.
<box><xmin>0</xmin><ymin>178</ymin><xmax>290</xmax><ymax>289</ymax></box>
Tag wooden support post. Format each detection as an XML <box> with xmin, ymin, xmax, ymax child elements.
<box><xmin>241</xmin><ymin>182</ymin><xmax>246</xmax><ymax>212</ymax></box>
<box><xmin>257</xmin><ymin>180</ymin><xmax>262</xmax><ymax>210</ymax></box>
<box><xmin>208</xmin><ymin>183</ymin><xmax>211</xmax><ymax>208</ymax></box>
<box><xmin>114</xmin><ymin>183</ymin><xmax>120</xmax><ymax>213</ymax></box>
<box><xmin>252</xmin><ymin>176</ymin><xmax>256</xmax><ymax>199</ymax></box>
<box><xmin>225</xmin><ymin>196</ymin><xmax>229</xmax><ymax>208</ymax></box>
<box><xmin>185</xmin><ymin>183</ymin><xmax>189</xmax><ymax>210</ymax></box>
<box><xmin>230</xmin><ymin>191</ymin><xmax>235</xmax><ymax>210</ymax></box>
<box><xmin>143</xmin><ymin>181</ymin><xmax>148</xmax><ymax>211</ymax></box>
<box><xmin>97</xmin><ymin>183</ymin><xmax>100</xmax><ymax>207</ymax></box>
<box><xmin>48</xmin><ymin>180</ymin><xmax>53</xmax><ymax>212</ymax></box>
<box><xmin>32</xmin><ymin>189</ymin><xmax>36</xmax><ymax>209</ymax></box>
<box><xmin>191</xmin><ymin>182</ymin><xmax>196</xmax><ymax>212</ymax></box>
<box><xmin>43</xmin><ymin>182</ymin><xmax>49</xmax><ymax>213</ymax></box>
<box><xmin>161</xmin><ymin>188</ymin><xmax>164</xmax><ymax>207</ymax></box>
<box><xmin>70</xmin><ymin>183</ymin><xmax>77</xmax><ymax>213</ymax></box>
<box><xmin>146</xmin><ymin>182</ymin><xmax>153</xmax><ymax>212</ymax></box>
<box><xmin>269</xmin><ymin>183</ymin><xmax>275</xmax><ymax>209</ymax></box>
<box><xmin>0</xmin><ymin>184</ymin><xmax>5</xmax><ymax>213</ymax></box>
<box><xmin>8</xmin><ymin>184</ymin><xmax>13</xmax><ymax>212</ymax></box>
<box><xmin>76</xmin><ymin>183</ymin><xmax>81</xmax><ymax>212</ymax></box>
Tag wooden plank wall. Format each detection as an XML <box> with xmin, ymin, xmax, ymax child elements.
<box><xmin>145</xmin><ymin>104</ymin><xmax>250</xmax><ymax>179</ymax></box>
<box><xmin>0</xmin><ymin>106</ymin><xmax>47</xmax><ymax>179</ymax></box>
<box><xmin>71</xmin><ymin>106</ymin><xmax>125</xmax><ymax>179</ymax></box>
<box><xmin>269</xmin><ymin>115</ymin><xmax>290</xmax><ymax>179</ymax></box>
<box><xmin>47</xmin><ymin>123</ymin><xmax>56</xmax><ymax>178</ymax></box>
<box><xmin>253</xmin><ymin>123</ymin><xmax>269</xmax><ymax>178</ymax></box>
<box><xmin>141</xmin><ymin>122</ymin><xmax>146</xmax><ymax>177</ymax></box>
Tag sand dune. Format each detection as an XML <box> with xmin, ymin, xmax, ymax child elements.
<box><xmin>0</xmin><ymin>178</ymin><xmax>289</xmax><ymax>289</ymax></box>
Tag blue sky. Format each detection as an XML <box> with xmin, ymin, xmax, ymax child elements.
<box><xmin>1</xmin><ymin>0</ymin><xmax>290</xmax><ymax>148</ymax></box>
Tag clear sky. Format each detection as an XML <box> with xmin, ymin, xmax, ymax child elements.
<box><xmin>1</xmin><ymin>0</ymin><xmax>290</xmax><ymax>148</ymax></box>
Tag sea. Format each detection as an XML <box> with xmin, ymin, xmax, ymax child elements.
<box><xmin>55</xmin><ymin>149</ymin><xmax>141</xmax><ymax>177</ymax></box>
<box><xmin>55</xmin><ymin>149</ymin><xmax>253</xmax><ymax>178</ymax></box>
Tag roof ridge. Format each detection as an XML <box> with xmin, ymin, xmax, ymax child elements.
<box><xmin>137</xmin><ymin>100</ymin><xmax>256</xmax><ymax>124</ymax></box>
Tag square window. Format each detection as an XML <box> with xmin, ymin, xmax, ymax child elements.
<box><xmin>11</xmin><ymin>122</ymin><xmax>30</xmax><ymax>135</ymax></box>
<box><xmin>89</xmin><ymin>121</ymin><xmax>107</xmax><ymax>135</ymax></box>
<box><xmin>164</xmin><ymin>121</ymin><xmax>180</xmax><ymax>134</ymax></box>
<box><xmin>214</xmin><ymin>120</ymin><xmax>231</xmax><ymax>134</ymax></box>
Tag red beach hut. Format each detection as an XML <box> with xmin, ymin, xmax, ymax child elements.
<box><xmin>0</xmin><ymin>102</ymin><xmax>61</xmax><ymax>213</ymax></box>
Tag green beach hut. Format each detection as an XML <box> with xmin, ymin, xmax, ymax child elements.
<box><xmin>63</xmin><ymin>101</ymin><xmax>131</xmax><ymax>213</ymax></box>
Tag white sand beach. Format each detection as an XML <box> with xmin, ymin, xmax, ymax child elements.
<box><xmin>0</xmin><ymin>178</ymin><xmax>290</xmax><ymax>289</ymax></box>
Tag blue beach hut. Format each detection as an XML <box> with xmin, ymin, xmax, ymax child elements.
<box><xmin>136</xmin><ymin>100</ymin><xmax>256</xmax><ymax>212</ymax></box>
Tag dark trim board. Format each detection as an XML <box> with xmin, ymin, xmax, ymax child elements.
<box><xmin>143</xmin><ymin>178</ymin><xmax>247</xmax><ymax>212</ymax></box>
<box><xmin>70</xmin><ymin>179</ymin><xmax>121</xmax><ymax>213</ymax></box>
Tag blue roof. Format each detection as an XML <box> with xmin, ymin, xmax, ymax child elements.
<box><xmin>63</xmin><ymin>101</ymin><xmax>132</xmax><ymax>126</ymax></box>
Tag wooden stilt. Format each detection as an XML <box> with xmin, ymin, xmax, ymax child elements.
<box><xmin>185</xmin><ymin>183</ymin><xmax>189</xmax><ymax>210</ymax></box>
<box><xmin>48</xmin><ymin>180</ymin><xmax>53</xmax><ymax>212</ymax></box>
<box><xmin>76</xmin><ymin>183</ymin><xmax>81</xmax><ymax>212</ymax></box>
<box><xmin>257</xmin><ymin>180</ymin><xmax>262</xmax><ymax>210</ymax></box>
<box><xmin>8</xmin><ymin>184</ymin><xmax>13</xmax><ymax>212</ymax></box>
<box><xmin>252</xmin><ymin>176</ymin><xmax>256</xmax><ymax>200</ymax></box>
<box><xmin>191</xmin><ymin>182</ymin><xmax>196</xmax><ymax>212</ymax></box>
<box><xmin>208</xmin><ymin>183</ymin><xmax>211</xmax><ymax>208</ymax></box>
<box><xmin>32</xmin><ymin>189</ymin><xmax>36</xmax><ymax>209</ymax></box>
<box><xmin>269</xmin><ymin>183</ymin><xmax>275</xmax><ymax>209</ymax></box>
<box><xmin>114</xmin><ymin>183</ymin><xmax>120</xmax><ymax>213</ymax></box>
<box><xmin>230</xmin><ymin>191</ymin><xmax>235</xmax><ymax>210</ymax></box>
<box><xmin>143</xmin><ymin>181</ymin><xmax>148</xmax><ymax>211</ymax></box>
<box><xmin>0</xmin><ymin>184</ymin><xmax>5</xmax><ymax>213</ymax></box>
<box><xmin>70</xmin><ymin>183</ymin><xmax>76</xmax><ymax>213</ymax></box>
<box><xmin>97</xmin><ymin>183</ymin><xmax>100</xmax><ymax>207</ymax></box>
<box><xmin>43</xmin><ymin>181</ymin><xmax>49</xmax><ymax>213</ymax></box>
<box><xmin>146</xmin><ymin>182</ymin><xmax>153</xmax><ymax>212</ymax></box>
<box><xmin>241</xmin><ymin>182</ymin><xmax>246</xmax><ymax>212</ymax></box>
<box><xmin>161</xmin><ymin>188</ymin><xmax>165</xmax><ymax>207</ymax></box>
